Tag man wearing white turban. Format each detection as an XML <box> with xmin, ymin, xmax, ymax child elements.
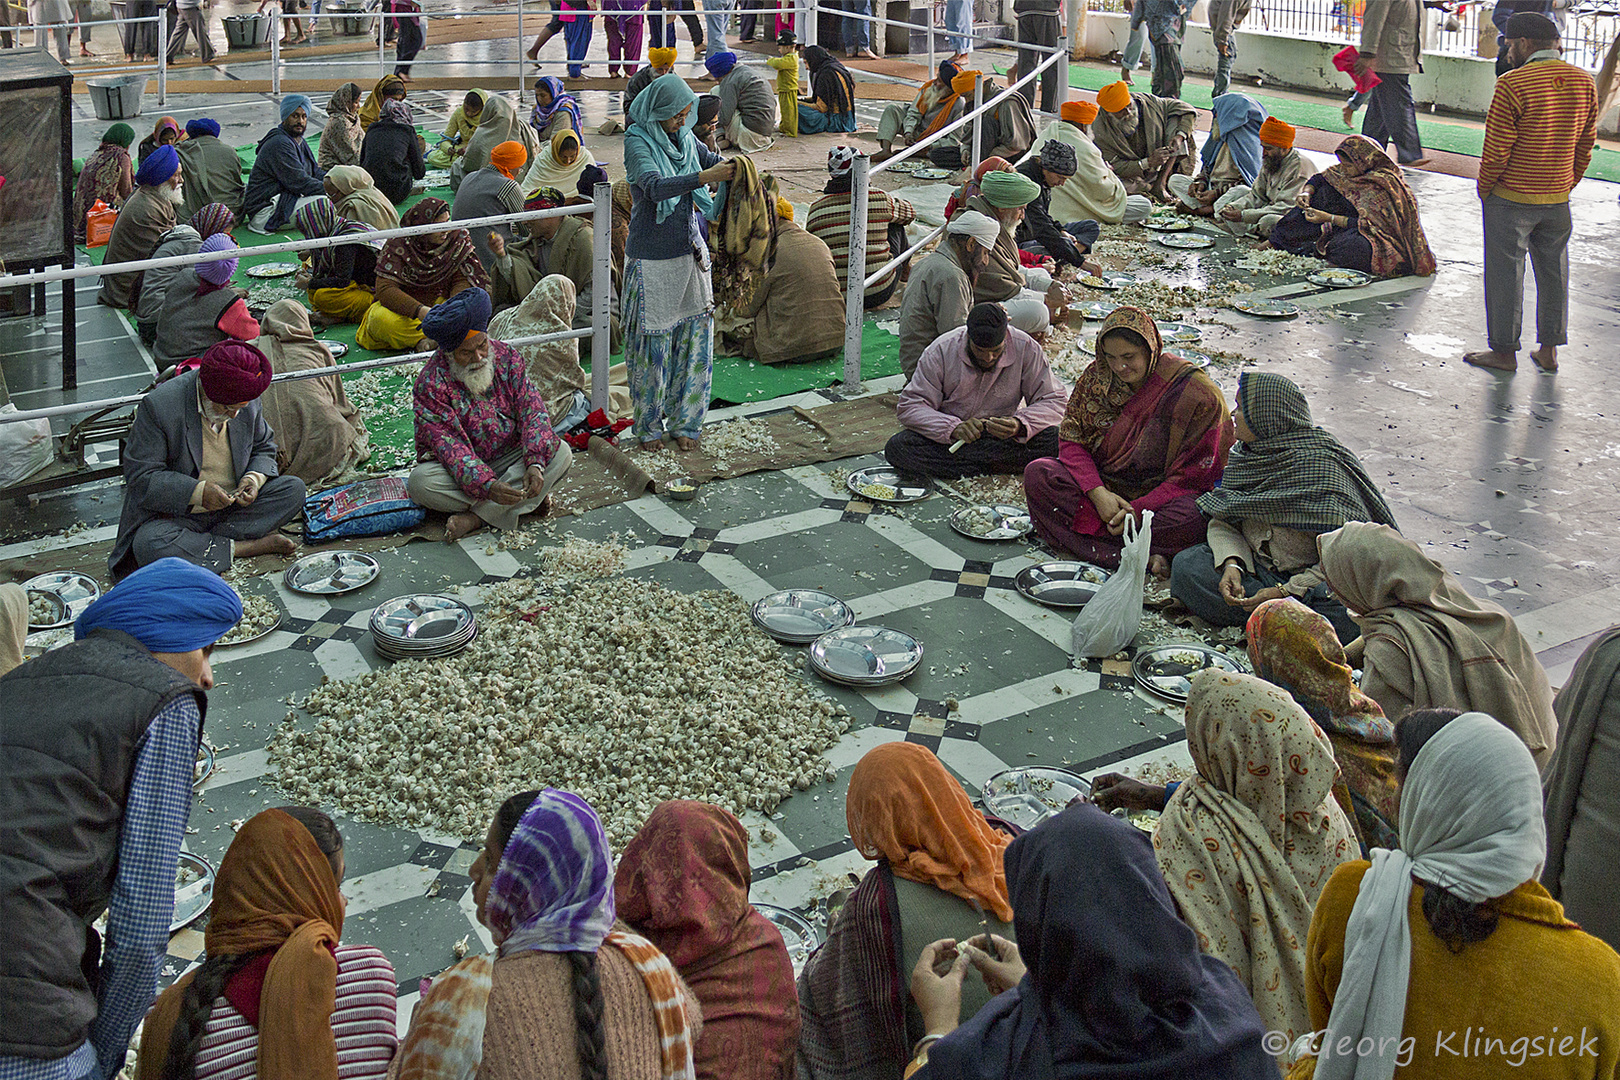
<box><xmin>896</xmin><ymin>210</ymin><xmax>997</xmax><ymax>379</ymax></box>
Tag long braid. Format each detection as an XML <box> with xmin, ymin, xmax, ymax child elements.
<box><xmin>567</xmin><ymin>951</ymin><xmax>608</xmax><ymax>1080</ymax></box>
<box><xmin>162</xmin><ymin>953</ymin><xmax>251</xmax><ymax>1080</ymax></box>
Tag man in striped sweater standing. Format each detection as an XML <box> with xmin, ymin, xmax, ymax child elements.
<box><xmin>1465</xmin><ymin>11</ymin><xmax>1597</xmax><ymax>374</ymax></box>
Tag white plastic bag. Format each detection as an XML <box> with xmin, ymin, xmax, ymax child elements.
<box><xmin>1070</xmin><ymin>509</ymin><xmax>1154</xmax><ymax>660</ymax></box>
<box><xmin>0</xmin><ymin>403</ymin><xmax>55</xmax><ymax>489</ymax></box>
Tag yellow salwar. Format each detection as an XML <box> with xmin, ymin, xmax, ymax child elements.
<box><xmin>357</xmin><ymin>301</ymin><xmax>431</xmax><ymax>351</ymax></box>
<box><xmin>309</xmin><ymin>284</ymin><xmax>376</xmax><ymax>324</ymax></box>
<box><xmin>767</xmin><ymin>55</ymin><xmax>800</xmax><ymax>137</ymax></box>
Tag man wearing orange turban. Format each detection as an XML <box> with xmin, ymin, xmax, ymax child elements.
<box><xmin>451</xmin><ymin>138</ymin><xmax>528</xmax><ymax>271</ymax></box>
<box><xmin>1031</xmin><ymin>96</ymin><xmax>1155</xmax><ymax>225</ymax></box>
<box><xmin>1089</xmin><ymin>79</ymin><xmax>1197</xmax><ymax>200</ymax></box>
<box><xmin>1212</xmin><ymin>114</ymin><xmax>1307</xmax><ymax>239</ymax></box>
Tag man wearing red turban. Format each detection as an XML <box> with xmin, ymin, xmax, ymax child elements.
<box><xmin>108</xmin><ymin>341</ymin><xmax>306</xmax><ymax>580</ymax></box>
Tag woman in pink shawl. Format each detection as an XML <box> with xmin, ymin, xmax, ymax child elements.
<box><xmin>615</xmin><ymin>801</ymin><xmax>799</xmax><ymax>1080</ymax></box>
<box><xmin>1024</xmin><ymin>306</ymin><xmax>1233</xmax><ymax>575</ymax></box>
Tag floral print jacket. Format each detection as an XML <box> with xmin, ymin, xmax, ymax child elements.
<box><xmin>412</xmin><ymin>340</ymin><xmax>559</xmax><ymax>500</ymax></box>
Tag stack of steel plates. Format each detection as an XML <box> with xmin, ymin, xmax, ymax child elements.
<box><xmin>751</xmin><ymin>589</ymin><xmax>856</xmax><ymax>644</ymax></box>
<box><xmin>807</xmin><ymin>626</ymin><xmax>923</xmax><ymax>687</ymax></box>
<box><xmin>369</xmin><ymin>594</ymin><xmax>478</xmax><ymax>661</ymax></box>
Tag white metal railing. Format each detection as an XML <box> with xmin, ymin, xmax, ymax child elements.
<box><xmin>0</xmin><ymin>182</ymin><xmax>617</xmax><ymax>421</ymax></box>
<box><xmin>842</xmin><ymin>37</ymin><xmax>1070</xmax><ymax>389</ymax></box>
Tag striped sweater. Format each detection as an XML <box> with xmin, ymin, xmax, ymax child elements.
<box><xmin>1478</xmin><ymin>54</ymin><xmax>1599</xmax><ymax>204</ymax></box>
<box><xmin>805</xmin><ymin>189</ymin><xmax>918</xmax><ymax>296</ymax></box>
<box><xmin>190</xmin><ymin>945</ymin><xmax>399</xmax><ymax>1080</ymax></box>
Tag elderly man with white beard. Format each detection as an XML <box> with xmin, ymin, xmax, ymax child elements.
<box><xmin>97</xmin><ymin>144</ymin><xmax>184</xmax><ymax>310</ymax></box>
<box><xmin>407</xmin><ymin>288</ymin><xmax>573</xmax><ymax>542</ymax></box>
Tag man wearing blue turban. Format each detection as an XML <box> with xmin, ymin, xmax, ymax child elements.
<box><xmin>407</xmin><ymin>287</ymin><xmax>572</xmax><ymax>540</ymax></box>
<box><xmin>708</xmin><ymin>51</ymin><xmax>778</xmax><ymax>153</ymax></box>
<box><xmin>242</xmin><ymin>94</ymin><xmax>328</xmax><ymax>233</ymax></box>
<box><xmin>0</xmin><ymin>558</ymin><xmax>239</xmax><ymax>1080</ymax></box>
<box><xmin>96</xmin><ymin>143</ymin><xmax>182</xmax><ymax>310</ymax></box>
<box><xmin>177</xmin><ymin>115</ymin><xmax>244</xmax><ymax>221</ymax></box>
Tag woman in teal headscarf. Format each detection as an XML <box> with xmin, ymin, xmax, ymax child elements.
<box><xmin>621</xmin><ymin>73</ymin><xmax>735</xmax><ymax>453</ymax></box>
<box><xmin>72</xmin><ymin>123</ymin><xmax>136</xmax><ymax>243</ymax></box>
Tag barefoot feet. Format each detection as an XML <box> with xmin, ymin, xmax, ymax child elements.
<box><xmin>1463</xmin><ymin>350</ymin><xmax>1517</xmax><ymax>372</ymax></box>
<box><xmin>235</xmin><ymin>533</ymin><xmax>298</xmax><ymax>559</ymax></box>
<box><xmin>1530</xmin><ymin>346</ymin><xmax>1558</xmax><ymax>373</ymax></box>
<box><xmin>675</xmin><ymin>435</ymin><xmax>699</xmax><ymax>452</ymax></box>
<box><xmin>1148</xmin><ymin>554</ymin><xmax>1170</xmax><ymax>580</ymax></box>
<box><xmin>444</xmin><ymin>511</ymin><xmax>484</xmax><ymax>542</ymax></box>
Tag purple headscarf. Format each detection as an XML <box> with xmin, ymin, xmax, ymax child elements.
<box><xmin>196</xmin><ymin>233</ymin><xmax>239</xmax><ymax>287</ymax></box>
<box><xmin>486</xmin><ymin>789</ymin><xmax>617</xmax><ymax>956</ymax></box>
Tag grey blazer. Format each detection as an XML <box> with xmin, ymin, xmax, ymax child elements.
<box><xmin>108</xmin><ymin>369</ymin><xmax>282</xmax><ymax>577</ymax></box>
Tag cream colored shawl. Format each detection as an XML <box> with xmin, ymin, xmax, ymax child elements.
<box><xmin>1033</xmin><ymin>121</ymin><xmax>1129</xmax><ymax>224</ymax></box>
<box><xmin>1155</xmin><ymin>670</ymin><xmax>1357</xmax><ymax>1067</ymax></box>
<box><xmin>487</xmin><ymin>274</ymin><xmax>630</xmax><ymax>419</ymax></box>
<box><xmin>1319</xmin><ymin>521</ymin><xmax>1559</xmax><ymax>768</ymax></box>
<box><xmin>464</xmin><ymin>96</ymin><xmax>541</xmax><ymax>190</ymax></box>
<box><xmin>0</xmin><ymin>582</ymin><xmax>26</xmax><ymax>677</ymax></box>
<box><xmin>254</xmin><ymin>300</ymin><xmax>369</xmax><ymax>486</ymax></box>
<box><xmin>325</xmin><ymin>165</ymin><xmax>400</xmax><ymax>233</ymax></box>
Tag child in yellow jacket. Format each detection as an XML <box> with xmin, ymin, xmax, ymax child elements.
<box><xmin>767</xmin><ymin>32</ymin><xmax>801</xmax><ymax>136</ymax></box>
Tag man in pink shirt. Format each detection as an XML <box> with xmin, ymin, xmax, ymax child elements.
<box><xmin>885</xmin><ymin>304</ymin><xmax>1069</xmax><ymax>479</ymax></box>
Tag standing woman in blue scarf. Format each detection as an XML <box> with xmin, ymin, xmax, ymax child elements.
<box><xmin>623</xmin><ymin>74</ymin><xmax>735</xmax><ymax>452</ymax></box>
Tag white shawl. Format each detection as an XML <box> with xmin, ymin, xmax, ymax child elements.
<box><xmin>1312</xmin><ymin>712</ymin><xmax>1546</xmax><ymax>1080</ymax></box>
<box><xmin>1032</xmin><ymin>121</ymin><xmax>1130</xmax><ymax>225</ymax></box>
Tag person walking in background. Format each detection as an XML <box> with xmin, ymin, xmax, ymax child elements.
<box><xmin>1144</xmin><ymin>0</ymin><xmax>1192</xmax><ymax>100</ymax></box>
<box><xmin>1491</xmin><ymin>0</ymin><xmax>1558</xmax><ymax>75</ymax></box>
<box><xmin>1355</xmin><ymin>0</ymin><xmax>1428</xmax><ymax>166</ymax></box>
<box><xmin>841</xmin><ymin>0</ymin><xmax>876</xmax><ymax>60</ymax></box>
<box><xmin>30</xmin><ymin>0</ymin><xmax>71</xmax><ymax>62</ymax></box>
<box><xmin>1207</xmin><ymin>0</ymin><xmax>1251</xmax><ymax>97</ymax></box>
<box><xmin>1012</xmin><ymin>0</ymin><xmax>1062</xmax><ymax>113</ymax></box>
<box><xmin>1465</xmin><ymin>11</ymin><xmax>1596</xmax><ymax>374</ymax></box>
<box><xmin>943</xmin><ymin>0</ymin><xmax>972</xmax><ymax>58</ymax></box>
<box><xmin>70</xmin><ymin>0</ymin><xmax>93</xmax><ymax>56</ymax></box>
<box><xmin>168</xmin><ymin>0</ymin><xmax>215</xmax><ymax>61</ymax></box>
<box><xmin>646</xmin><ymin>0</ymin><xmax>703</xmax><ymax>54</ymax></box>
<box><xmin>1119</xmin><ymin>0</ymin><xmax>1153</xmax><ymax>84</ymax></box>
<box><xmin>387</xmin><ymin>0</ymin><xmax>422</xmax><ymax>78</ymax></box>
<box><xmin>704</xmin><ymin>0</ymin><xmax>734</xmax><ymax>59</ymax></box>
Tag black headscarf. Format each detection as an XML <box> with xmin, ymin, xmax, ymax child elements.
<box><xmin>925</xmin><ymin>805</ymin><xmax>1275</xmax><ymax>1080</ymax></box>
<box><xmin>805</xmin><ymin>46</ymin><xmax>855</xmax><ymax>116</ymax></box>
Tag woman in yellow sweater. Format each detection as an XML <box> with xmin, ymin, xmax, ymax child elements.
<box><xmin>1288</xmin><ymin>709</ymin><xmax>1620</xmax><ymax>1080</ymax></box>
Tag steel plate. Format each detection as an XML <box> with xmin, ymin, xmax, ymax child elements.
<box><xmin>753</xmin><ymin>904</ymin><xmax>822</xmax><ymax>976</ymax></box>
<box><xmin>1158</xmin><ymin>233</ymin><xmax>1215</xmax><ymax>249</ymax></box>
<box><xmin>1140</xmin><ymin>216</ymin><xmax>1193</xmax><ymax>231</ymax></box>
<box><xmin>217</xmin><ymin>607</ymin><xmax>283</xmax><ymax>647</ymax></box>
<box><xmin>1079</xmin><ymin>272</ymin><xmax>1137</xmax><ymax>290</ymax></box>
<box><xmin>284</xmin><ymin>551</ymin><xmax>381</xmax><ymax>595</ymax></box>
<box><xmin>1131</xmin><ymin>643</ymin><xmax>1244</xmax><ymax>702</ymax></box>
<box><xmin>982</xmin><ymin>767</ymin><xmax>1091</xmax><ymax>829</ymax></box>
<box><xmin>912</xmin><ymin>167</ymin><xmax>952</xmax><ymax>179</ymax></box>
<box><xmin>320</xmin><ymin>340</ymin><xmax>349</xmax><ymax>358</ymax></box>
<box><xmin>1176</xmin><ymin>348</ymin><xmax>1213</xmax><ymax>368</ymax></box>
<box><xmin>1231</xmin><ymin>296</ymin><xmax>1300</xmax><ymax>318</ymax></box>
<box><xmin>245</xmin><ymin>261</ymin><xmax>300</xmax><ymax>278</ymax></box>
<box><xmin>171</xmin><ymin>852</ymin><xmax>216</xmax><ymax>932</ymax></box>
<box><xmin>1308</xmin><ymin>267</ymin><xmax>1373</xmax><ymax>289</ymax></box>
<box><xmin>949</xmin><ymin>504</ymin><xmax>1034</xmax><ymax>541</ymax></box>
<box><xmin>371</xmin><ymin>594</ymin><xmax>476</xmax><ymax>644</ymax></box>
<box><xmin>808</xmin><ymin>626</ymin><xmax>922</xmax><ymax>686</ymax></box>
<box><xmin>751</xmin><ymin>589</ymin><xmax>856</xmax><ymax>645</ymax></box>
<box><xmin>1013</xmin><ymin>561</ymin><xmax>1109</xmax><ymax>609</ymax></box>
<box><xmin>846</xmin><ymin>466</ymin><xmax>933</xmax><ymax>504</ymax></box>
<box><xmin>194</xmin><ymin>741</ymin><xmax>216</xmax><ymax>789</ymax></box>
<box><xmin>1155</xmin><ymin>320</ymin><xmax>1203</xmax><ymax>343</ymax></box>
<box><xmin>1075</xmin><ymin>300</ymin><xmax>1114</xmax><ymax>320</ymax></box>
<box><xmin>24</xmin><ymin>571</ymin><xmax>101</xmax><ymax>628</ymax></box>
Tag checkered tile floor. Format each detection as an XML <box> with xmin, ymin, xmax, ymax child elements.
<box><xmin>171</xmin><ymin>425</ymin><xmax>1199</xmax><ymax>1021</ymax></box>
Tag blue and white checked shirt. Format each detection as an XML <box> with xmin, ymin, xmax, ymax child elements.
<box><xmin>0</xmin><ymin>694</ymin><xmax>200</xmax><ymax>1080</ymax></box>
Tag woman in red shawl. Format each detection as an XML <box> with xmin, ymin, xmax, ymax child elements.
<box><xmin>1024</xmin><ymin>306</ymin><xmax>1232</xmax><ymax>576</ymax></box>
<box><xmin>615</xmin><ymin>801</ymin><xmax>799</xmax><ymax>1080</ymax></box>
<box><xmin>1266</xmin><ymin>134</ymin><xmax>1437</xmax><ymax>277</ymax></box>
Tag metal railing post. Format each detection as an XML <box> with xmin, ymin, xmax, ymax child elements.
<box><xmin>805</xmin><ymin>0</ymin><xmax>817</xmax><ymax>47</ymax></box>
<box><xmin>377</xmin><ymin>8</ymin><xmax>386</xmax><ymax>79</ymax></box>
<box><xmin>971</xmin><ymin>74</ymin><xmax>983</xmax><ymax>166</ymax></box>
<box><xmin>590</xmin><ymin>181</ymin><xmax>612</xmax><ymax>412</ymax></box>
<box><xmin>842</xmin><ymin>153</ymin><xmax>868</xmax><ymax>393</ymax></box>
<box><xmin>270</xmin><ymin>10</ymin><xmax>281</xmax><ymax>96</ymax></box>
<box><xmin>926</xmin><ymin>3</ymin><xmax>934</xmax><ymax>78</ymax></box>
<box><xmin>1058</xmin><ymin>31</ymin><xmax>1069</xmax><ymax>106</ymax></box>
<box><xmin>157</xmin><ymin>11</ymin><xmax>167</xmax><ymax>104</ymax></box>
<box><xmin>516</xmin><ymin>0</ymin><xmax>525</xmax><ymax>101</ymax></box>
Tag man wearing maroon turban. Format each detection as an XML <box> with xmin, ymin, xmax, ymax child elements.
<box><xmin>109</xmin><ymin>341</ymin><xmax>306</xmax><ymax>579</ymax></box>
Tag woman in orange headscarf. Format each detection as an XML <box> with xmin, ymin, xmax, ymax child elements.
<box><xmin>135</xmin><ymin>808</ymin><xmax>397</xmax><ymax>1080</ymax></box>
<box><xmin>797</xmin><ymin>742</ymin><xmax>1016</xmax><ymax>1080</ymax></box>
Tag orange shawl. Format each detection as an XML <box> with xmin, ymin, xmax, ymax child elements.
<box><xmin>137</xmin><ymin>809</ymin><xmax>344</xmax><ymax>1080</ymax></box>
<box><xmin>1321</xmin><ymin>135</ymin><xmax>1437</xmax><ymax>277</ymax></box>
<box><xmin>845</xmin><ymin>742</ymin><xmax>1014</xmax><ymax>922</ymax></box>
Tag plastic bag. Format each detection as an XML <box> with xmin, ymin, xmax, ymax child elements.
<box><xmin>1070</xmin><ymin>509</ymin><xmax>1154</xmax><ymax>660</ymax></box>
<box><xmin>0</xmin><ymin>404</ymin><xmax>56</xmax><ymax>489</ymax></box>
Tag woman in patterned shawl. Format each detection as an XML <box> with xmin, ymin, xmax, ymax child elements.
<box><xmin>72</xmin><ymin>123</ymin><xmax>135</xmax><ymax>242</ymax></box>
<box><xmin>358</xmin><ymin>197</ymin><xmax>489</xmax><ymax>351</ymax></box>
<box><xmin>1025</xmin><ymin>306</ymin><xmax>1232</xmax><ymax>575</ymax></box>
<box><xmin>1267</xmin><ymin>134</ymin><xmax>1437</xmax><ymax>277</ymax></box>
<box><xmin>616</xmin><ymin>801</ymin><xmax>799</xmax><ymax>1080</ymax></box>
<box><xmin>1246</xmin><ymin>596</ymin><xmax>1402</xmax><ymax>853</ymax></box>
<box><xmin>1152</xmin><ymin>670</ymin><xmax>1357</xmax><ymax>1072</ymax></box>
<box><xmin>393</xmin><ymin>789</ymin><xmax>703</xmax><ymax>1080</ymax></box>
<box><xmin>1169</xmin><ymin>371</ymin><xmax>1397</xmax><ymax>644</ymax></box>
<box><xmin>530</xmin><ymin>74</ymin><xmax>585</xmax><ymax>142</ymax></box>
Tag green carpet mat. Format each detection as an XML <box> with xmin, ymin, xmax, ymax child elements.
<box><xmin>1064</xmin><ymin>63</ymin><xmax>1620</xmax><ymax>182</ymax></box>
